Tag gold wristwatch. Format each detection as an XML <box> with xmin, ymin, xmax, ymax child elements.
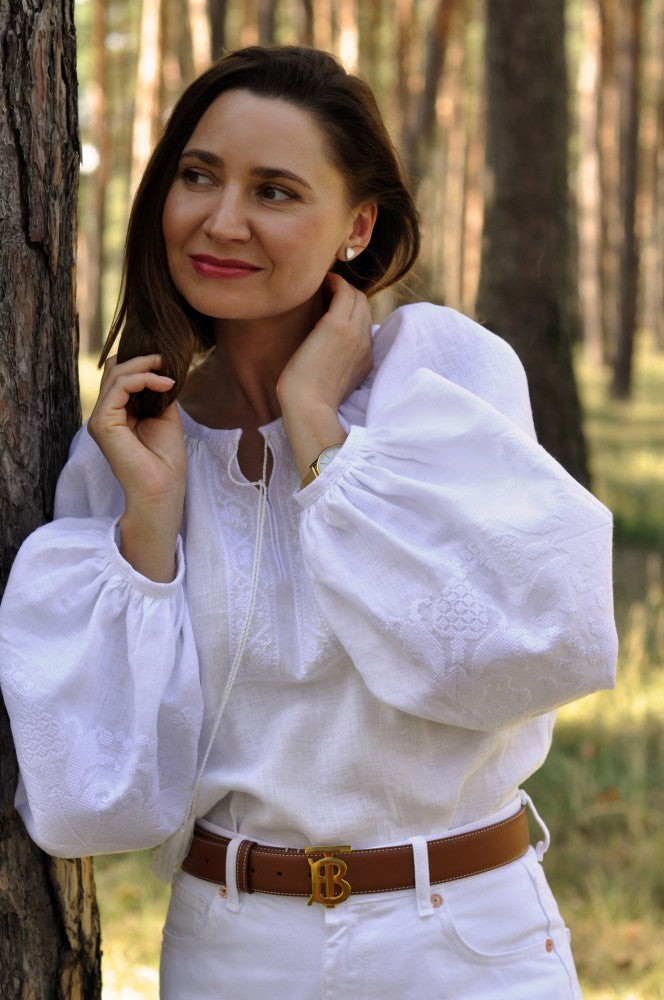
<box><xmin>300</xmin><ymin>444</ymin><xmax>343</xmax><ymax>489</ymax></box>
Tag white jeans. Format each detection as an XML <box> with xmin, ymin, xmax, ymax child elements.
<box><xmin>160</xmin><ymin>803</ymin><xmax>582</xmax><ymax>999</ymax></box>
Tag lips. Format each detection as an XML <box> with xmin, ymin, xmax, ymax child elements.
<box><xmin>190</xmin><ymin>255</ymin><xmax>261</xmax><ymax>279</ymax></box>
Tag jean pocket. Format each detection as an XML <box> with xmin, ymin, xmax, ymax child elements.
<box><xmin>435</xmin><ymin>849</ymin><xmax>567</xmax><ymax>966</ymax></box>
<box><xmin>162</xmin><ymin>872</ymin><xmax>221</xmax><ymax>947</ymax></box>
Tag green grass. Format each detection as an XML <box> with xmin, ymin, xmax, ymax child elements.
<box><xmin>84</xmin><ymin>339</ymin><xmax>664</xmax><ymax>999</ymax></box>
<box><xmin>579</xmin><ymin>344</ymin><xmax>664</xmax><ymax>550</ymax></box>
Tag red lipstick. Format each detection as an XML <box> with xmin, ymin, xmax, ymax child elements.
<box><xmin>190</xmin><ymin>255</ymin><xmax>261</xmax><ymax>279</ymax></box>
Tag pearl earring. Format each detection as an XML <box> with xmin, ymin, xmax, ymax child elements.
<box><xmin>345</xmin><ymin>247</ymin><xmax>356</xmax><ymax>261</ymax></box>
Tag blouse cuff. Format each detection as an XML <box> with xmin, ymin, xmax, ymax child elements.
<box><xmin>106</xmin><ymin>516</ymin><xmax>185</xmax><ymax>597</ymax></box>
<box><xmin>293</xmin><ymin>426</ymin><xmax>368</xmax><ymax>508</ymax></box>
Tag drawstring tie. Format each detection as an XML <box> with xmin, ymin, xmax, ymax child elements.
<box><xmin>151</xmin><ymin>437</ymin><xmax>270</xmax><ymax>883</ymax></box>
<box><xmin>520</xmin><ymin>789</ymin><xmax>551</xmax><ymax>862</ymax></box>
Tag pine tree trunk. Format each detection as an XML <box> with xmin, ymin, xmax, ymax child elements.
<box><xmin>611</xmin><ymin>0</ymin><xmax>641</xmax><ymax>398</ymax></box>
<box><xmin>131</xmin><ymin>0</ymin><xmax>165</xmax><ymax>195</ymax></box>
<box><xmin>257</xmin><ymin>0</ymin><xmax>278</xmax><ymax>44</ymax></box>
<box><xmin>403</xmin><ymin>0</ymin><xmax>456</xmax><ymax>188</ymax></box>
<box><xmin>476</xmin><ymin>0</ymin><xmax>589</xmax><ymax>485</ymax></box>
<box><xmin>0</xmin><ymin>2</ymin><xmax>102</xmax><ymax>996</ymax></box>
<box><xmin>87</xmin><ymin>0</ymin><xmax>110</xmax><ymax>354</ymax></box>
<box><xmin>441</xmin><ymin>2</ymin><xmax>467</xmax><ymax>310</ymax></box>
<box><xmin>639</xmin><ymin>0</ymin><xmax>664</xmax><ymax>349</ymax></box>
<box><xmin>358</xmin><ymin>0</ymin><xmax>381</xmax><ymax>87</ymax></box>
<box><xmin>188</xmin><ymin>0</ymin><xmax>212</xmax><ymax>74</ymax></box>
<box><xmin>577</xmin><ymin>0</ymin><xmax>605</xmax><ymax>365</ymax></box>
<box><xmin>208</xmin><ymin>0</ymin><xmax>228</xmax><ymax>57</ymax></box>
<box><xmin>461</xmin><ymin>0</ymin><xmax>485</xmax><ymax>314</ymax></box>
<box><xmin>655</xmin><ymin>41</ymin><xmax>664</xmax><ymax>350</ymax></box>
<box><xmin>598</xmin><ymin>0</ymin><xmax>620</xmax><ymax>358</ymax></box>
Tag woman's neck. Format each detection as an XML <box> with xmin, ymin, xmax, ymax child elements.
<box><xmin>181</xmin><ymin>292</ymin><xmax>324</xmax><ymax>430</ymax></box>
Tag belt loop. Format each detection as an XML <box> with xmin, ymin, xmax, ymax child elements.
<box><xmin>224</xmin><ymin>836</ymin><xmax>246</xmax><ymax>913</ymax></box>
<box><xmin>409</xmin><ymin>835</ymin><xmax>435</xmax><ymax>917</ymax></box>
<box><xmin>520</xmin><ymin>789</ymin><xmax>551</xmax><ymax>862</ymax></box>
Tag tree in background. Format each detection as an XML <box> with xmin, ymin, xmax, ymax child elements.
<box><xmin>476</xmin><ymin>0</ymin><xmax>589</xmax><ymax>484</ymax></box>
<box><xmin>611</xmin><ymin>0</ymin><xmax>642</xmax><ymax>398</ymax></box>
<box><xmin>0</xmin><ymin>3</ymin><xmax>101</xmax><ymax>995</ymax></box>
<box><xmin>75</xmin><ymin>0</ymin><xmax>664</xmax><ymax>413</ymax></box>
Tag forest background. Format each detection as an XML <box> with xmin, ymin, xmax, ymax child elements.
<box><xmin>0</xmin><ymin>0</ymin><xmax>662</xmax><ymax>996</ymax></box>
<box><xmin>76</xmin><ymin>1</ymin><xmax>664</xmax><ymax>997</ymax></box>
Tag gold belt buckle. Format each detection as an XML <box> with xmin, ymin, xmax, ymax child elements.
<box><xmin>304</xmin><ymin>845</ymin><xmax>352</xmax><ymax>908</ymax></box>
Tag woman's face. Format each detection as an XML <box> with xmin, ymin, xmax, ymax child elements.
<box><xmin>162</xmin><ymin>89</ymin><xmax>374</xmax><ymax>329</ymax></box>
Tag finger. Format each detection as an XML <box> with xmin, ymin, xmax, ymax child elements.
<box><xmin>323</xmin><ymin>272</ymin><xmax>361</xmax><ymax>323</ymax></box>
<box><xmin>95</xmin><ymin>372</ymin><xmax>175</xmax><ymax>423</ymax></box>
<box><xmin>328</xmin><ymin>274</ymin><xmax>371</xmax><ymax>334</ymax></box>
<box><xmin>110</xmin><ymin>371</ymin><xmax>174</xmax><ymax>405</ymax></box>
<box><xmin>351</xmin><ymin>297</ymin><xmax>373</xmax><ymax>342</ymax></box>
<box><xmin>99</xmin><ymin>353</ymin><xmax>165</xmax><ymax>397</ymax></box>
<box><xmin>104</xmin><ymin>354</ymin><xmax>163</xmax><ymax>378</ymax></box>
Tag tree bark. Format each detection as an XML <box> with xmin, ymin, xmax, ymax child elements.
<box><xmin>208</xmin><ymin>0</ymin><xmax>228</xmax><ymax>57</ymax></box>
<box><xmin>461</xmin><ymin>0</ymin><xmax>484</xmax><ymax>314</ymax></box>
<box><xmin>610</xmin><ymin>0</ymin><xmax>641</xmax><ymax>398</ymax></box>
<box><xmin>654</xmin><ymin>4</ymin><xmax>664</xmax><ymax>350</ymax></box>
<box><xmin>638</xmin><ymin>0</ymin><xmax>664</xmax><ymax>349</ymax></box>
<box><xmin>257</xmin><ymin>0</ymin><xmax>279</xmax><ymax>44</ymax></box>
<box><xmin>131</xmin><ymin>0</ymin><xmax>165</xmax><ymax>195</ymax></box>
<box><xmin>403</xmin><ymin>0</ymin><xmax>456</xmax><ymax>189</ymax></box>
<box><xmin>86</xmin><ymin>0</ymin><xmax>110</xmax><ymax>354</ymax></box>
<box><xmin>597</xmin><ymin>0</ymin><xmax>620</xmax><ymax>358</ymax></box>
<box><xmin>476</xmin><ymin>0</ymin><xmax>589</xmax><ymax>485</ymax></box>
<box><xmin>0</xmin><ymin>2</ymin><xmax>102</xmax><ymax>996</ymax></box>
<box><xmin>577</xmin><ymin>0</ymin><xmax>605</xmax><ymax>365</ymax></box>
<box><xmin>440</xmin><ymin>1</ymin><xmax>468</xmax><ymax>310</ymax></box>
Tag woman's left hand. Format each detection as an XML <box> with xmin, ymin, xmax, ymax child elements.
<box><xmin>277</xmin><ymin>273</ymin><xmax>373</xmax><ymax>481</ymax></box>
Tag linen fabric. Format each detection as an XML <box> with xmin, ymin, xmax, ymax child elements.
<box><xmin>0</xmin><ymin>304</ymin><xmax>616</xmax><ymax>994</ymax></box>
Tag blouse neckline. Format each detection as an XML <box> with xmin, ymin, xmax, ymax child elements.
<box><xmin>178</xmin><ymin>404</ymin><xmax>284</xmax><ymax>442</ymax></box>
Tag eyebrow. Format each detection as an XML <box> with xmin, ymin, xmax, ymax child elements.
<box><xmin>180</xmin><ymin>149</ymin><xmax>313</xmax><ymax>190</ymax></box>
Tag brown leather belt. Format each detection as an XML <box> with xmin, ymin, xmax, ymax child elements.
<box><xmin>181</xmin><ymin>807</ymin><xmax>530</xmax><ymax>904</ymax></box>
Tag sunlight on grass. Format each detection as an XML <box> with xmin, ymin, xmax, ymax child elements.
<box><xmin>578</xmin><ymin>340</ymin><xmax>664</xmax><ymax>548</ymax></box>
<box><xmin>95</xmin><ymin>852</ymin><xmax>168</xmax><ymax>999</ymax></box>
<box><xmin>85</xmin><ymin>336</ymin><xmax>664</xmax><ymax>999</ymax></box>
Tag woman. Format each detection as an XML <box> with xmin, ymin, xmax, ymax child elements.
<box><xmin>0</xmin><ymin>45</ymin><xmax>617</xmax><ymax>998</ymax></box>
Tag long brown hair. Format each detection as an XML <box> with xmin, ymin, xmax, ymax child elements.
<box><xmin>100</xmin><ymin>45</ymin><xmax>420</xmax><ymax>418</ymax></box>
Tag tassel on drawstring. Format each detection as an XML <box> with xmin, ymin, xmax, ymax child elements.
<box><xmin>152</xmin><ymin>439</ymin><xmax>270</xmax><ymax>884</ymax></box>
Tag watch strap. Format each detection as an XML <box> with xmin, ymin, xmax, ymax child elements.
<box><xmin>300</xmin><ymin>444</ymin><xmax>342</xmax><ymax>489</ymax></box>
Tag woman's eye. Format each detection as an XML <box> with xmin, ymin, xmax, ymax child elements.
<box><xmin>181</xmin><ymin>167</ymin><xmax>211</xmax><ymax>186</ymax></box>
<box><xmin>260</xmin><ymin>185</ymin><xmax>294</xmax><ymax>203</ymax></box>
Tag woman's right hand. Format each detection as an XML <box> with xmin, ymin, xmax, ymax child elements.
<box><xmin>88</xmin><ymin>354</ymin><xmax>187</xmax><ymax>582</ymax></box>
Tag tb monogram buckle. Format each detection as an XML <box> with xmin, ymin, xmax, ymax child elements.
<box><xmin>304</xmin><ymin>845</ymin><xmax>352</xmax><ymax>908</ymax></box>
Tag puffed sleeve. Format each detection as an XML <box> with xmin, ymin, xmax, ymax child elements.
<box><xmin>0</xmin><ymin>425</ymin><xmax>204</xmax><ymax>857</ymax></box>
<box><xmin>297</xmin><ymin>304</ymin><xmax>618</xmax><ymax>731</ymax></box>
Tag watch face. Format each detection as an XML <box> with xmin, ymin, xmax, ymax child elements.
<box><xmin>317</xmin><ymin>445</ymin><xmax>342</xmax><ymax>473</ymax></box>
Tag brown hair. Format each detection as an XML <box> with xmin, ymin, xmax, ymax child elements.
<box><xmin>100</xmin><ymin>45</ymin><xmax>420</xmax><ymax>417</ymax></box>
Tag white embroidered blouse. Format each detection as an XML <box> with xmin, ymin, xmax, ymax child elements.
<box><xmin>0</xmin><ymin>304</ymin><xmax>617</xmax><ymax>859</ymax></box>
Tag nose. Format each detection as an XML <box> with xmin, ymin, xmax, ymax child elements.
<box><xmin>203</xmin><ymin>185</ymin><xmax>251</xmax><ymax>242</ymax></box>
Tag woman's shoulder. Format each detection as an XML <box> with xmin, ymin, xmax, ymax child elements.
<box><xmin>358</xmin><ymin>302</ymin><xmax>535</xmax><ymax>436</ymax></box>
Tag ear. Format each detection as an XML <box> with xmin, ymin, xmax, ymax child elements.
<box><xmin>336</xmin><ymin>202</ymin><xmax>378</xmax><ymax>262</ymax></box>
